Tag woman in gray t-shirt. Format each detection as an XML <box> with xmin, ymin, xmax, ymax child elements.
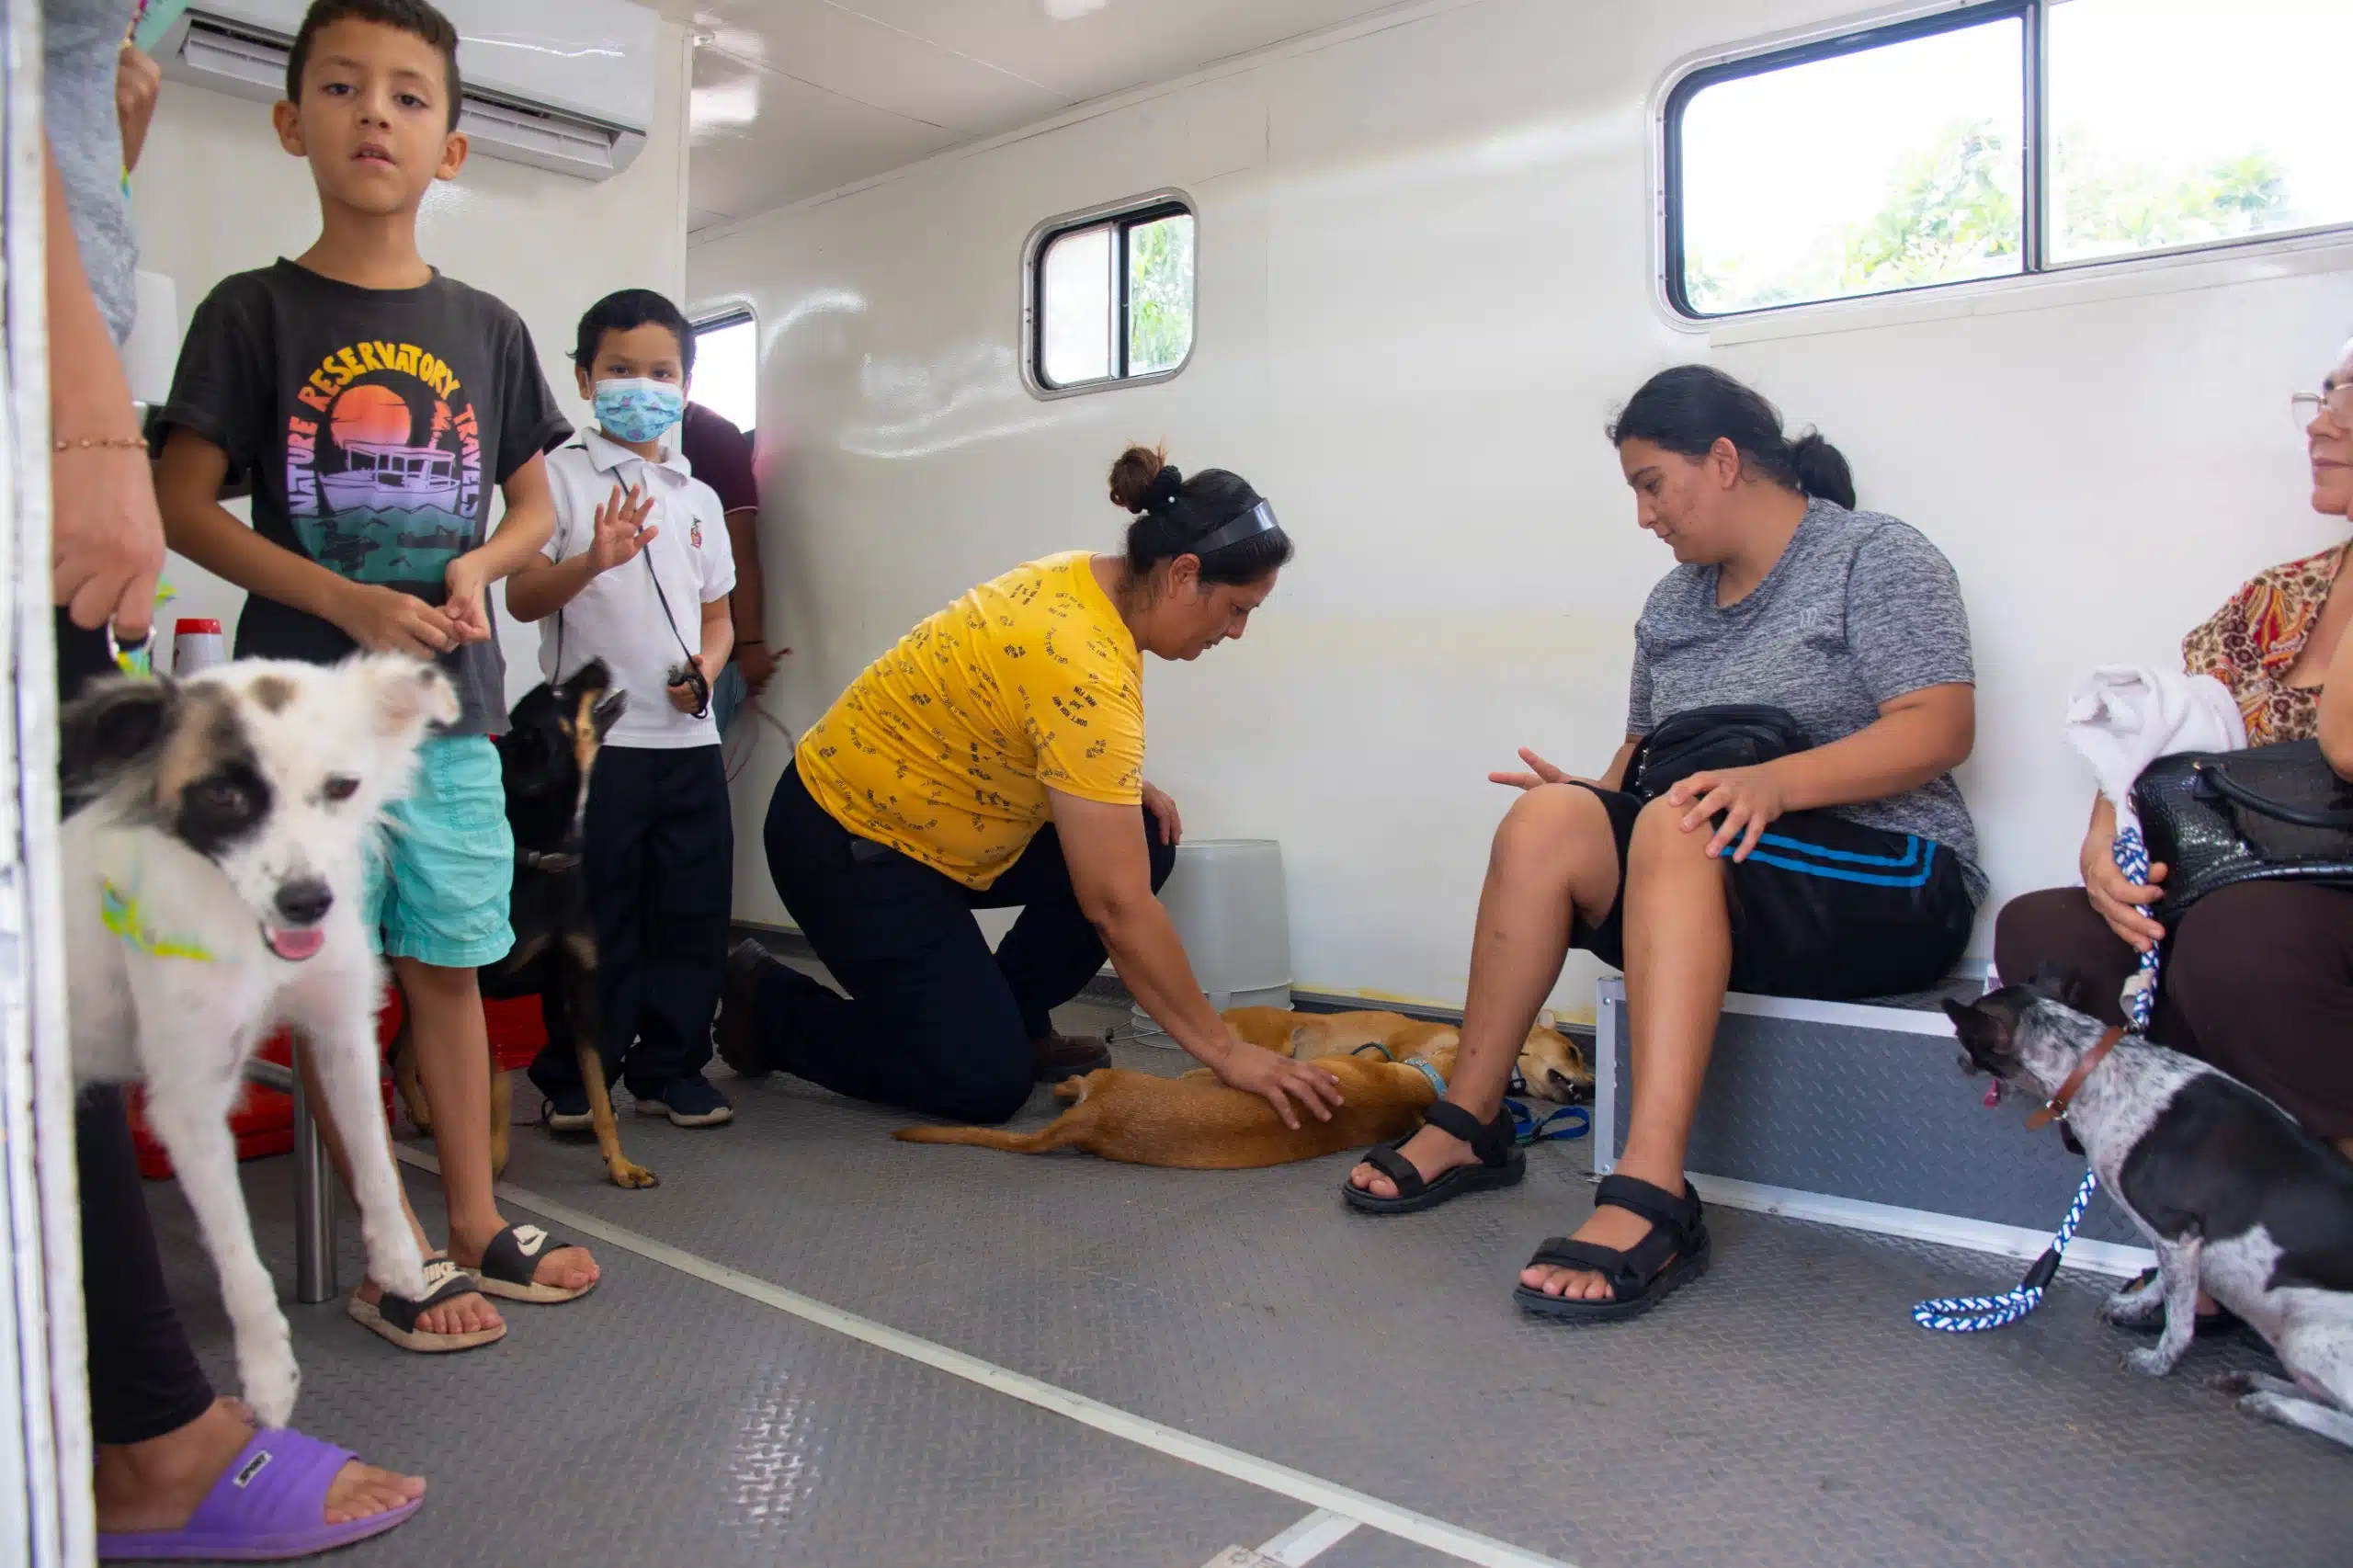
<box><xmin>1347</xmin><ymin>366</ymin><xmax>1981</xmax><ymax>1324</ymax></box>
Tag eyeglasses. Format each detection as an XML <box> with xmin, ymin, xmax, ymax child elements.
<box><xmin>2294</xmin><ymin>386</ymin><xmax>2353</xmax><ymax>430</ymax></box>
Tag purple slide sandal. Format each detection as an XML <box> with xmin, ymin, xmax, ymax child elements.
<box><xmin>97</xmin><ymin>1427</ymin><xmax>422</xmax><ymax>1562</ymax></box>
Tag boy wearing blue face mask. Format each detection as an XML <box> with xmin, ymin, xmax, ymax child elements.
<box><xmin>506</xmin><ymin>289</ymin><xmax>738</xmax><ymax>1131</ymax></box>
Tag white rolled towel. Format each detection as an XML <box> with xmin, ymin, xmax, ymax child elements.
<box><xmin>2063</xmin><ymin>665</ymin><xmax>2246</xmax><ymax>834</ymax></box>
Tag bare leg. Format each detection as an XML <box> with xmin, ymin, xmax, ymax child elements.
<box><xmin>1350</xmin><ymin>785</ymin><xmax>1622</xmax><ymax>1197</ymax></box>
<box><xmin>294</xmin><ymin>1034</ymin><xmax>504</xmax><ymax>1339</ymax></box>
<box><xmin>1523</xmin><ymin>797</ymin><xmax>1729</xmax><ymax>1301</ymax></box>
<box><xmin>291</xmin><ymin>979</ymin><xmax>426</xmax><ymax>1301</ymax></box>
<box><xmin>94</xmin><ymin>1399</ymin><xmax>424</xmax><ymax>1533</ymax></box>
<box><xmin>397</xmin><ymin>959</ymin><xmax>597</xmax><ymax>1291</ymax></box>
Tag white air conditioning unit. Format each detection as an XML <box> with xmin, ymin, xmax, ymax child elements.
<box><xmin>153</xmin><ymin>0</ymin><xmax>657</xmax><ymax>182</ymax></box>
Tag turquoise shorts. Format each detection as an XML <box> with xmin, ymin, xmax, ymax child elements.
<box><xmin>363</xmin><ymin>734</ymin><xmax>515</xmax><ymax>970</ymax></box>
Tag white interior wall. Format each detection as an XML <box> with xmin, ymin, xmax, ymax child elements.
<box><xmin>690</xmin><ymin>0</ymin><xmax>2353</xmax><ymax>1019</ymax></box>
<box><xmin>132</xmin><ymin>22</ymin><xmax>694</xmax><ymax>709</ymax></box>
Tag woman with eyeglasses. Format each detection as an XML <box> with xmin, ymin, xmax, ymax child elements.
<box><xmin>716</xmin><ymin>445</ymin><xmax>1346</xmax><ymax>1131</ymax></box>
<box><xmin>1996</xmin><ymin>339</ymin><xmax>2353</xmax><ymax>1190</ymax></box>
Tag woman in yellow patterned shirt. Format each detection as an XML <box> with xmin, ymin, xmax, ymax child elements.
<box><xmin>718</xmin><ymin>445</ymin><xmax>1344</xmax><ymax>1131</ymax></box>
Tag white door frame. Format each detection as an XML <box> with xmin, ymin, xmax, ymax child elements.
<box><xmin>0</xmin><ymin>0</ymin><xmax>97</xmax><ymax>1562</ymax></box>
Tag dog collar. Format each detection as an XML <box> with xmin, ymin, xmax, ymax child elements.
<box><xmin>2026</xmin><ymin>1026</ymin><xmax>2124</xmax><ymax>1132</ymax></box>
<box><xmin>100</xmin><ymin>879</ymin><xmax>215</xmax><ymax>963</ymax></box>
<box><xmin>1404</xmin><ymin>1056</ymin><xmax>1448</xmax><ymax>1097</ymax></box>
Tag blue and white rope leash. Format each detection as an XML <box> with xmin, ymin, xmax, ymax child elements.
<box><xmin>2109</xmin><ymin>820</ymin><xmax>2160</xmax><ymax>1034</ymax></box>
<box><xmin>1912</xmin><ymin>823</ymin><xmax>2145</xmax><ymax>1335</ymax></box>
<box><xmin>1911</xmin><ymin>1167</ymin><xmax>2100</xmax><ymax>1332</ymax></box>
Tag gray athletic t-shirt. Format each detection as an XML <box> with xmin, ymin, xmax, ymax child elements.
<box><xmin>1627</xmin><ymin>496</ymin><xmax>1981</xmax><ymax>871</ymax></box>
<box><xmin>46</xmin><ymin>0</ymin><xmax>138</xmax><ymax>347</ymax></box>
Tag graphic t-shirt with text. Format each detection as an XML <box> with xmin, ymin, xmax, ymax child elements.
<box><xmin>161</xmin><ymin>260</ymin><xmax>571</xmax><ymax>733</ymax></box>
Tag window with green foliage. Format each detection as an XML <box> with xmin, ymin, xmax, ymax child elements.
<box><xmin>1668</xmin><ymin>0</ymin><xmax>2353</xmax><ymax>318</ymax></box>
<box><xmin>1031</xmin><ymin>199</ymin><xmax>1195</xmax><ymax>392</ymax></box>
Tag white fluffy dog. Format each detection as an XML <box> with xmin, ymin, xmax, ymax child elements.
<box><xmin>62</xmin><ymin>653</ymin><xmax>452</xmax><ymax>1425</ymax></box>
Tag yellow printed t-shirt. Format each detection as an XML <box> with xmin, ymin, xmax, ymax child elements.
<box><xmin>796</xmin><ymin>553</ymin><xmax>1145</xmax><ymax>889</ymax></box>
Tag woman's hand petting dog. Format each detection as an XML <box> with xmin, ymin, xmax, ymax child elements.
<box><xmin>1669</xmin><ymin>763</ymin><xmax>1790</xmax><ymax>861</ymax></box>
<box><xmin>1142</xmin><ymin>781</ymin><xmax>1182</xmax><ymax>846</ymax></box>
<box><xmin>1209</xmin><ymin>1036</ymin><xmax>1344</xmax><ymax>1130</ymax></box>
<box><xmin>588</xmin><ymin>483</ymin><xmax>657</xmax><ymax>575</ymax></box>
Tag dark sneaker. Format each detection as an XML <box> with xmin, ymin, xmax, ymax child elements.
<box><xmin>1032</xmin><ymin>1030</ymin><xmax>1111</xmax><ymax>1083</ymax></box>
<box><xmin>540</xmin><ymin>1085</ymin><xmax>592</xmax><ymax>1135</ymax></box>
<box><xmin>633</xmin><ymin>1074</ymin><xmax>733</xmax><ymax>1128</ymax></box>
<box><xmin>715</xmin><ymin>939</ymin><xmax>777</xmax><ymax>1080</ymax></box>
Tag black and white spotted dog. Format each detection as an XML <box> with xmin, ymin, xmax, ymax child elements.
<box><xmin>62</xmin><ymin>654</ymin><xmax>451</xmax><ymax>1426</ymax></box>
<box><xmin>1944</xmin><ymin>976</ymin><xmax>2353</xmax><ymax>1452</ymax></box>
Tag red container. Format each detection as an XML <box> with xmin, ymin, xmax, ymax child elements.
<box><xmin>130</xmin><ymin>989</ymin><xmax>551</xmax><ymax>1179</ymax></box>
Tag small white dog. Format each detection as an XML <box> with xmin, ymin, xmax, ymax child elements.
<box><xmin>62</xmin><ymin>653</ymin><xmax>452</xmax><ymax>1426</ymax></box>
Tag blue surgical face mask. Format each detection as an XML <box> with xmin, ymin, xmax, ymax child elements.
<box><xmin>594</xmin><ymin>377</ymin><xmax>686</xmax><ymax>446</ymax></box>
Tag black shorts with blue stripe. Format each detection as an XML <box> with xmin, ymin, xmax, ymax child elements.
<box><xmin>1569</xmin><ymin>787</ymin><xmax>1979</xmax><ymax>1002</ymax></box>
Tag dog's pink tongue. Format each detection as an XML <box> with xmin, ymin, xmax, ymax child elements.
<box><xmin>267</xmin><ymin>926</ymin><xmax>324</xmax><ymax>962</ymax></box>
<box><xmin>1984</xmin><ymin>1081</ymin><xmax>2003</xmax><ymax>1108</ymax></box>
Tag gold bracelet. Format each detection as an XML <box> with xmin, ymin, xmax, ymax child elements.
<box><xmin>53</xmin><ymin>434</ymin><xmax>148</xmax><ymax>453</ymax></box>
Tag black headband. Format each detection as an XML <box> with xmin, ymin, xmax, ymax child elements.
<box><xmin>1183</xmin><ymin>498</ymin><xmax>1279</xmax><ymax>556</ymax></box>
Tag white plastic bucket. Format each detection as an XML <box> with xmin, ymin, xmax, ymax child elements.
<box><xmin>1129</xmin><ymin>838</ymin><xmax>1290</xmax><ymax>1046</ymax></box>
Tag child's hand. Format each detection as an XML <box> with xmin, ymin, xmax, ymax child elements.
<box><xmin>588</xmin><ymin>483</ymin><xmax>656</xmax><ymax>575</ymax></box>
<box><xmin>666</xmin><ymin>654</ymin><xmax>708</xmax><ymax>714</ymax></box>
<box><xmin>335</xmin><ymin>582</ymin><xmax>459</xmax><ymax>658</ymax></box>
<box><xmin>442</xmin><ymin>554</ymin><xmax>494</xmax><ymax>644</ymax></box>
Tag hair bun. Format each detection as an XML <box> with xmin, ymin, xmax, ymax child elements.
<box><xmin>1143</xmin><ymin>463</ymin><xmax>1184</xmax><ymax>515</ymax></box>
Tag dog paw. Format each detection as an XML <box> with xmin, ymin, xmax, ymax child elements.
<box><xmin>2097</xmin><ymin>1292</ymin><xmax>2162</xmax><ymax>1328</ymax></box>
<box><xmin>610</xmin><ymin>1160</ymin><xmax>658</xmax><ymax>1189</ymax></box>
<box><xmin>362</xmin><ymin>1228</ymin><xmax>429</xmax><ymax>1301</ymax></box>
<box><xmin>2125</xmin><ymin>1346</ymin><xmax>2180</xmax><ymax>1379</ymax></box>
<box><xmin>239</xmin><ymin>1337</ymin><xmax>301</xmax><ymax>1428</ymax></box>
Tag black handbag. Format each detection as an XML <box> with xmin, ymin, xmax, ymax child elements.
<box><xmin>2130</xmin><ymin>739</ymin><xmax>2353</xmax><ymax>926</ymax></box>
<box><xmin>1625</xmin><ymin>704</ymin><xmax>1813</xmax><ymax>803</ymax></box>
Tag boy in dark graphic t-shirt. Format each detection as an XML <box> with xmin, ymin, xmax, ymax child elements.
<box><xmin>155</xmin><ymin>0</ymin><xmax>600</xmax><ymax>1353</ymax></box>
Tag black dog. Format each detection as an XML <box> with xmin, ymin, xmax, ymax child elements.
<box><xmin>390</xmin><ymin>660</ymin><xmax>654</xmax><ymax>1188</ymax></box>
<box><xmin>1945</xmin><ymin>971</ymin><xmax>2353</xmax><ymax>1450</ymax></box>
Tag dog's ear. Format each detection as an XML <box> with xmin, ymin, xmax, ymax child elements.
<box><xmin>61</xmin><ymin>676</ymin><xmax>179</xmax><ymax>798</ymax></box>
<box><xmin>359</xmin><ymin>656</ymin><xmax>459</xmax><ymax>738</ymax></box>
<box><xmin>2023</xmin><ymin>961</ymin><xmax>2089</xmax><ymax>1012</ymax></box>
<box><xmin>1943</xmin><ymin>996</ymin><xmax>2016</xmax><ymax>1064</ymax></box>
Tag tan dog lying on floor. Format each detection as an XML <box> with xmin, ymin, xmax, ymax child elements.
<box><xmin>1222</xmin><ymin>1006</ymin><xmax>1593</xmax><ymax>1104</ymax></box>
<box><xmin>893</xmin><ymin>1008</ymin><xmax>1589</xmax><ymax>1170</ymax></box>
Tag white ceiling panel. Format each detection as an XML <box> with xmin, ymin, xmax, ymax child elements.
<box><xmin>688</xmin><ymin>63</ymin><xmax>966</xmax><ymax>226</ymax></box>
<box><xmin>699</xmin><ymin>0</ymin><xmax>1066</xmax><ymax>135</ymax></box>
<box><xmin>670</xmin><ymin>0</ymin><xmax>1415</xmax><ymax>232</ymax></box>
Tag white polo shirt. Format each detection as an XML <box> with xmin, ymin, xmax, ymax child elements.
<box><xmin>537</xmin><ymin>426</ymin><xmax>737</xmax><ymax>750</ymax></box>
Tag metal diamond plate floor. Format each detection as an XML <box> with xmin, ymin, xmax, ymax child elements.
<box><xmin>138</xmin><ymin>985</ymin><xmax>2352</xmax><ymax>1568</ymax></box>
